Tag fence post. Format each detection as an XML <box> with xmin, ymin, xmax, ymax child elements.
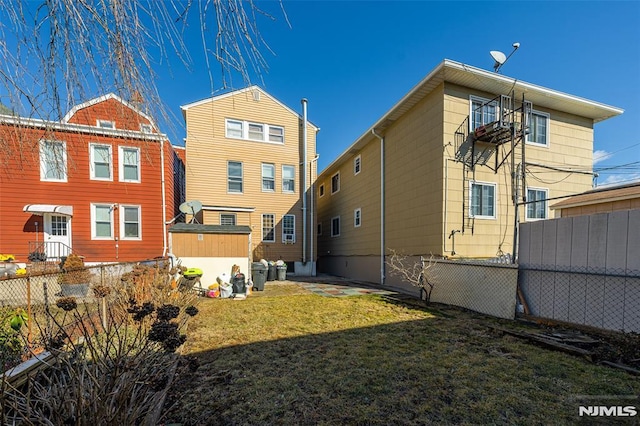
<box><xmin>26</xmin><ymin>275</ymin><xmax>32</xmax><ymax>351</ymax></box>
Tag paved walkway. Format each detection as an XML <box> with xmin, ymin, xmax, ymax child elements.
<box><xmin>296</xmin><ymin>281</ymin><xmax>397</xmax><ymax>297</ymax></box>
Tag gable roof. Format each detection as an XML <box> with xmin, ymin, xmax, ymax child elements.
<box><xmin>551</xmin><ymin>182</ymin><xmax>640</xmax><ymax>210</ymax></box>
<box><xmin>62</xmin><ymin>93</ymin><xmax>157</xmax><ymax>128</ymax></box>
<box><xmin>180</xmin><ymin>85</ymin><xmax>319</xmax><ymax>130</ymax></box>
<box><xmin>322</xmin><ymin>59</ymin><xmax>623</xmax><ymax>174</ymax></box>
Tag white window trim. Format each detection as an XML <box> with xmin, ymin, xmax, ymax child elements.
<box><xmin>89</xmin><ymin>143</ymin><xmax>113</xmax><ymax>181</ymax></box>
<box><xmin>354</xmin><ymin>155</ymin><xmax>361</xmax><ymax>175</ymax></box>
<box><xmin>225</xmin><ymin>118</ymin><xmax>285</xmax><ymax>145</ymax></box>
<box><xmin>469</xmin><ymin>95</ymin><xmax>498</xmax><ymax>132</ymax></box>
<box><xmin>120</xmin><ymin>204</ymin><xmax>142</xmax><ymax>240</ymax></box>
<box><xmin>282</xmin><ymin>214</ymin><xmax>296</xmax><ymax>243</ymax></box>
<box><xmin>91</xmin><ymin>203</ymin><xmax>114</xmax><ymax>240</ymax></box>
<box><xmin>262</xmin><ymin>163</ymin><xmax>275</xmax><ymax>192</ymax></box>
<box><xmin>140</xmin><ymin>123</ymin><xmax>153</xmax><ymax>133</ymax></box>
<box><xmin>262</xmin><ymin>213</ymin><xmax>276</xmax><ymax>243</ymax></box>
<box><xmin>469</xmin><ymin>181</ymin><xmax>497</xmax><ymax>220</ymax></box>
<box><xmin>39</xmin><ymin>140</ymin><xmax>67</xmax><ymax>182</ymax></box>
<box><xmin>525</xmin><ymin>187</ymin><xmax>549</xmax><ymax>221</ymax></box>
<box><xmin>319</xmin><ymin>184</ymin><xmax>325</xmax><ymax>198</ymax></box>
<box><xmin>354</xmin><ymin>208</ymin><xmax>362</xmax><ymax>228</ymax></box>
<box><xmin>118</xmin><ymin>146</ymin><xmax>141</xmax><ymax>183</ymax></box>
<box><xmin>282</xmin><ymin>165</ymin><xmax>295</xmax><ymax>194</ymax></box>
<box><xmin>220</xmin><ymin>213</ymin><xmax>237</xmax><ymax>226</ymax></box>
<box><xmin>526</xmin><ymin>109</ymin><xmax>550</xmax><ymax>148</ymax></box>
<box><xmin>331</xmin><ymin>216</ymin><xmax>341</xmax><ymax>237</ymax></box>
<box><xmin>331</xmin><ymin>172</ymin><xmax>340</xmax><ymax>195</ymax></box>
<box><xmin>97</xmin><ymin>119</ymin><xmax>115</xmax><ymax>129</ymax></box>
<box><xmin>227</xmin><ymin>161</ymin><xmax>243</xmax><ymax>194</ymax></box>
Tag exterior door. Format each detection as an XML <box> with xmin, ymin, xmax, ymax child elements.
<box><xmin>44</xmin><ymin>214</ymin><xmax>72</xmax><ymax>259</ymax></box>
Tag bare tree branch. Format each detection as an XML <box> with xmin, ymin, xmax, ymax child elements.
<box><xmin>386</xmin><ymin>249</ymin><xmax>438</xmax><ymax>304</ymax></box>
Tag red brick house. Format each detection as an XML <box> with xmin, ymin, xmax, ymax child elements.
<box><xmin>0</xmin><ymin>94</ymin><xmax>181</xmax><ymax>264</ymax></box>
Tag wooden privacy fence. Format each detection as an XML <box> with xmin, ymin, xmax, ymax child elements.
<box><xmin>518</xmin><ymin>210</ymin><xmax>640</xmax><ymax>332</ymax></box>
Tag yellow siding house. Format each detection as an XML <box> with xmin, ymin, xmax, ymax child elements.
<box><xmin>181</xmin><ymin>86</ymin><xmax>319</xmax><ymax>274</ymax></box>
<box><xmin>316</xmin><ymin>59</ymin><xmax>622</xmax><ymax>285</ymax></box>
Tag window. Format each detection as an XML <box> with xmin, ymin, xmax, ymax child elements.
<box><xmin>226</xmin><ymin>120</ymin><xmax>243</xmax><ymax>139</ymax></box>
<box><xmin>282</xmin><ymin>165</ymin><xmax>295</xmax><ymax>193</ymax></box>
<box><xmin>92</xmin><ymin>204</ymin><xmax>113</xmax><ymax>239</ymax></box>
<box><xmin>248</xmin><ymin>123</ymin><xmax>264</xmax><ymax>141</ymax></box>
<box><xmin>40</xmin><ymin>140</ymin><xmax>67</xmax><ymax>181</ymax></box>
<box><xmin>90</xmin><ymin>144</ymin><xmax>112</xmax><ymax>180</ymax></box>
<box><xmin>526</xmin><ymin>188</ymin><xmax>548</xmax><ymax>220</ymax></box>
<box><xmin>354</xmin><ymin>208</ymin><xmax>362</xmax><ymax>227</ymax></box>
<box><xmin>317</xmin><ymin>223</ymin><xmax>322</xmax><ymax>236</ymax></box>
<box><xmin>220</xmin><ymin>214</ymin><xmax>236</xmax><ymax>226</ymax></box>
<box><xmin>140</xmin><ymin>123</ymin><xmax>153</xmax><ymax>133</ymax></box>
<box><xmin>225</xmin><ymin>118</ymin><xmax>284</xmax><ymax>144</ymax></box>
<box><xmin>262</xmin><ymin>163</ymin><xmax>275</xmax><ymax>192</ymax></box>
<box><xmin>470</xmin><ymin>97</ymin><xmax>497</xmax><ymax>130</ymax></box>
<box><xmin>119</xmin><ymin>147</ymin><xmax>140</xmax><ymax>182</ymax></box>
<box><xmin>470</xmin><ymin>182</ymin><xmax>496</xmax><ymax>219</ymax></box>
<box><xmin>331</xmin><ymin>216</ymin><xmax>340</xmax><ymax>237</ymax></box>
<box><xmin>228</xmin><ymin>161</ymin><xmax>243</xmax><ymax>193</ymax></box>
<box><xmin>269</xmin><ymin>126</ymin><xmax>284</xmax><ymax>143</ymax></box>
<box><xmin>319</xmin><ymin>184</ymin><xmax>325</xmax><ymax>197</ymax></box>
<box><xmin>97</xmin><ymin>120</ymin><xmax>115</xmax><ymax>129</ymax></box>
<box><xmin>282</xmin><ymin>214</ymin><xmax>295</xmax><ymax>243</ymax></box>
<box><xmin>331</xmin><ymin>172</ymin><xmax>340</xmax><ymax>194</ymax></box>
<box><xmin>51</xmin><ymin>215</ymin><xmax>68</xmax><ymax>236</ymax></box>
<box><xmin>354</xmin><ymin>155</ymin><xmax>361</xmax><ymax>175</ymax></box>
<box><xmin>121</xmin><ymin>205</ymin><xmax>141</xmax><ymax>239</ymax></box>
<box><xmin>527</xmin><ymin>111</ymin><xmax>549</xmax><ymax>146</ymax></box>
<box><xmin>262</xmin><ymin>214</ymin><xmax>275</xmax><ymax>242</ymax></box>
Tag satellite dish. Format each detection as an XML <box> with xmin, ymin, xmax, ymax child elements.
<box><xmin>179</xmin><ymin>200</ymin><xmax>203</xmax><ymax>223</ymax></box>
<box><xmin>490</xmin><ymin>50</ymin><xmax>507</xmax><ymax>71</ymax></box>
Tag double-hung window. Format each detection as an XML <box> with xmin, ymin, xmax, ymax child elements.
<box><xmin>470</xmin><ymin>182</ymin><xmax>496</xmax><ymax>219</ymax></box>
<box><xmin>527</xmin><ymin>111</ymin><xmax>549</xmax><ymax>146</ymax></box>
<box><xmin>526</xmin><ymin>188</ymin><xmax>548</xmax><ymax>220</ymax></box>
<box><xmin>90</xmin><ymin>144</ymin><xmax>112</xmax><ymax>180</ymax></box>
<box><xmin>331</xmin><ymin>172</ymin><xmax>340</xmax><ymax>194</ymax></box>
<box><xmin>269</xmin><ymin>126</ymin><xmax>284</xmax><ymax>143</ymax></box>
<box><xmin>319</xmin><ymin>184</ymin><xmax>325</xmax><ymax>197</ymax></box>
<box><xmin>225</xmin><ymin>118</ymin><xmax>284</xmax><ymax>144</ymax></box>
<box><xmin>226</xmin><ymin>120</ymin><xmax>243</xmax><ymax>139</ymax></box>
<box><xmin>40</xmin><ymin>140</ymin><xmax>67</xmax><ymax>182</ymax></box>
<box><xmin>92</xmin><ymin>204</ymin><xmax>113</xmax><ymax>239</ymax></box>
<box><xmin>470</xmin><ymin>97</ymin><xmax>497</xmax><ymax>131</ymax></box>
<box><xmin>228</xmin><ymin>161</ymin><xmax>243</xmax><ymax>193</ymax></box>
<box><xmin>331</xmin><ymin>216</ymin><xmax>341</xmax><ymax>237</ymax></box>
<box><xmin>282</xmin><ymin>214</ymin><xmax>295</xmax><ymax>243</ymax></box>
<box><xmin>119</xmin><ymin>147</ymin><xmax>140</xmax><ymax>182</ymax></box>
<box><xmin>262</xmin><ymin>163</ymin><xmax>275</xmax><ymax>191</ymax></box>
<box><xmin>121</xmin><ymin>205</ymin><xmax>141</xmax><ymax>239</ymax></box>
<box><xmin>354</xmin><ymin>155</ymin><xmax>361</xmax><ymax>175</ymax></box>
<box><xmin>282</xmin><ymin>165</ymin><xmax>295</xmax><ymax>193</ymax></box>
<box><xmin>262</xmin><ymin>214</ymin><xmax>275</xmax><ymax>242</ymax></box>
<box><xmin>354</xmin><ymin>208</ymin><xmax>362</xmax><ymax>227</ymax></box>
<box><xmin>248</xmin><ymin>123</ymin><xmax>265</xmax><ymax>141</ymax></box>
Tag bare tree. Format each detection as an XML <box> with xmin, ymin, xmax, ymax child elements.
<box><xmin>0</xmin><ymin>0</ymin><xmax>287</xmax><ymax>124</ymax></box>
<box><xmin>386</xmin><ymin>249</ymin><xmax>438</xmax><ymax>304</ymax></box>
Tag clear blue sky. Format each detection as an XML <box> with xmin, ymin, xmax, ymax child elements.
<box><xmin>158</xmin><ymin>1</ymin><xmax>640</xmax><ymax>185</ymax></box>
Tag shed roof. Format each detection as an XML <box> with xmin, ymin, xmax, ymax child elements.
<box><xmin>551</xmin><ymin>182</ymin><xmax>640</xmax><ymax>210</ymax></box>
<box><xmin>168</xmin><ymin>223</ymin><xmax>252</xmax><ymax>234</ymax></box>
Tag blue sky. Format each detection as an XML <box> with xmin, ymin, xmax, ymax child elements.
<box><xmin>155</xmin><ymin>1</ymin><xmax>640</xmax><ymax>185</ymax></box>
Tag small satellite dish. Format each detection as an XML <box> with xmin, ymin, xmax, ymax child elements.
<box><xmin>490</xmin><ymin>51</ymin><xmax>507</xmax><ymax>71</ymax></box>
<box><xmin>179</xmin><ymin>200</ymin><xmax>203</xmax><ymax>223</ymax></box>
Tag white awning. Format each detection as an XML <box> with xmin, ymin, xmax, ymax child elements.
<box><xmin>23</xmin><ymin>204</ymin><xmax>73</xmax><ymax>216</ymax></box>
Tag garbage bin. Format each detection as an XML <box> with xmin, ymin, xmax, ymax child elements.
<box><xmin>267</xmin><ymin>262</ymin><xmax>276</xmax><ymax>281</ymax></box>
<box><xmin>232</xmin><ymin>273</ymin><xmax>246</xmax><ymax>294</ymax></box>
<box><xmin>251</xmin><ymin>262</ymin><xmax>267</xmax><ymax>291</ymax></box>
<box><xmin>276</xmin><ymin>265</ymin><xmax>287</xmax><ymax>281</ymax></box>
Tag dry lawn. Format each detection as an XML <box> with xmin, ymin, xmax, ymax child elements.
<box><xmin>163</xmin><ymin>282</ymin><xmax>639</xmax><ymax>425</ymax></box>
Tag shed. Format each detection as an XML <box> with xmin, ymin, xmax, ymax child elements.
<box><xmin>168</xmin><ymin>223</ymin><xmax>252</xmax><ymax>288</ymax></box>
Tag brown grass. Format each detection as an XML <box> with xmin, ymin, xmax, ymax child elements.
<box><xmin>163</xmin><ymin>283</ymin><xmax>640</xmax><ymax>425</ymax></box>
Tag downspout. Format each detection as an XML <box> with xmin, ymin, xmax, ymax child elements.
<box><xmin>160</xmin><ymin>139</ymin><xmax>168</xmax><ymax>257</ymax></box>
<box><xmin>371</xmin><ymin>129</ymin><xmax>385</xmax><ymax>285</ymax></box>
<box><xmin>301</xmin><ymin>99</ymin><xmax>308</xmax><ymax>263</ymax></box>
<box><xmin>310</xmin><ymin>154</ymin><xmax>319</xmax><ymax>275</ymax></box>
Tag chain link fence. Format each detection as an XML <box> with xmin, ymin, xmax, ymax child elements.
<box><xmin>519</xmin><ymin>265</ymin><xmax>640</xmax><ymax>333</ymax></box>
